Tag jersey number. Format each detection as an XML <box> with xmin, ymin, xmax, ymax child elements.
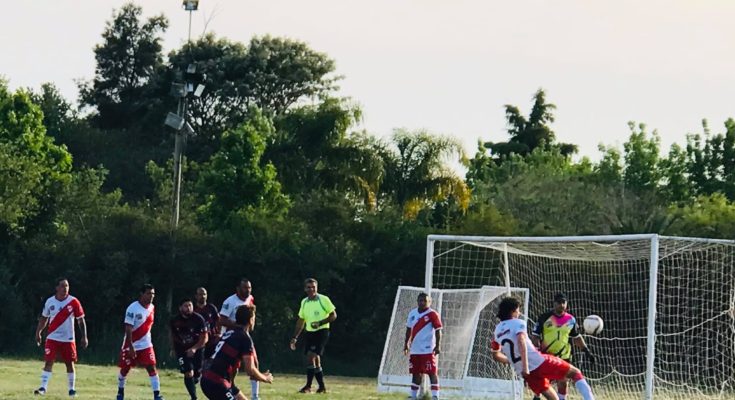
<box><xmin>501</xmin><ymin>339</ymin><xmax>522</xmax><ymax>363</ymax></box>
<box><xmin>211</xmin><ymin>330</ymin><xmax>233</xmax><ymax>359</ymax></box>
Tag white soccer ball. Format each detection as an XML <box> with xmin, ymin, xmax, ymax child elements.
<box><xmin>583</xmin><ymin>315</ymin><xmax>604</xmax><ymax>335</ymax></box>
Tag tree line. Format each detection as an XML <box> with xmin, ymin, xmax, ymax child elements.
<box><xmin>1</xmin><ymin>3</ymin><xmax>734</xmax><ymax>374</ymax></box>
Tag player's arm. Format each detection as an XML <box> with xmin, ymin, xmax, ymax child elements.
<box><xmin>403</xmin><ymin>327</ymin><xmax>411</xmax><ymax>354</ymax></box>
<box><xmin>187</xmin><ymin>332</ymin><xmax>209</xmax><ymax>357</ymax></box>
<box><xmin>434</xmin><ymin>328</ymin><xmax>442</xmax><ymax>355</ymax></box>
<box><xmin>290</xmin><ymin>318</ymin><xmax>306</xmax><ymax>350</ymax></box>
<box><xmin>123</xmin><ymin>323</ymin><xmax>135</xmax><ymax>354</ymax></box>
<box><xmin>35</xmin><ymin>316</ymin><xmax>49</xmax><ymax>346</ymax></box>
<box><xmin>490</xmin><ymin>340</ymin><xmax>509</xmax><ymax>364</ymax></box>
<box><xmin>517</xmin><ymin>332</ymin><xmax>530</xmax><ymax>376</ymax></box>
<box><xmin>571</xmin><ymin>322</ymin><xmax>595</xmax><ymax>363</ymax></box>
<box><xmin>76</xmin><ymin>316</ymin><xmax>88</xmax><ymax>348</ymax></box>
<box><xmin>311</xmin><ymin>310</ymin><xmax>337</xmax><ymax>329</ymax></box>
<box><xmin>531</xmin><ymin>311</ymin><xmax>549</xmax><ymax>348</ymax></box>
<box><xmin>242</xmin><ymin>354</ymin><xmax>273</xmax><ymax>383</ymax></box>
<box><xmin>217</xmin><ymin>314</ymin><xmax>241</xmax><ymax>331</ymax></box>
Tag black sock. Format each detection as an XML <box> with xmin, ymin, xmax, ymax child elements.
<box><xmin>153</xmin><ymin>390</ymin><xmax>160</xmax><ymax>397</ymax></box>
<box><xmin>306</xmin><ymin>366</ymin><xmax>315</xmax><ymax>387</ymax></box>
<box><xmin>118</xmin><ymin>387</ymin><xmax>124</xmax><ymax>395</ymax></box>
<box><xmin>184</xmin><ymin>376</ymin><xmax>197</xmax><ymax>399</ymax></box>
<box><xmin>314</xmin><ymin>368</ymin><xmax>325</xmax><ymax>388</ymax></box>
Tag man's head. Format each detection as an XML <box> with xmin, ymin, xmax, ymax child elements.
<box><xmin>179</xmin><ymin>298</ymin><xmax>194</xmax><ymax>316</ymax></box>
<box><xmin>195</xmin><ymin>287</ymin><xmax>207</xmax><ymax>305</ymax></box>
<box><xmin>55</xmin><ymin>277</ymin><xmax>69</xmax><ymax>298</ymax></box>
<box><xmin>139</xmin><ymin>284</ymin><xmax>155</xmax><ymax>305</ymax></box>
<box><xmin>417</xmin><ymin>293</ymin><xmax>431</xmax><ymax>310</ymax></box>
<box><xmin>236</xmin><ymin>279</ymin><xmax>252</xmax><ymax>299</ymax></box>
<box><xmin>497</xmin><ymin>296</ymin><xmax>522</xmax><ymax>321</ymax></box>
<box><xmin>304</xmin><ymin>278</ymin><xmax>318</xmax><ymax>299</ymax></box>
<box><xmin>235</xmin><ymin>304</ymin><xmax>256</xmax><ymax>328</ymax></box>
<box><xmin>553</xmin><ymin>292</ymin><xmax>568</xmax><ymax>315</ymax></box>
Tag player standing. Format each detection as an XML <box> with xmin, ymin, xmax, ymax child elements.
<box><xmin>217</xmin><ymin>278</ymin><xmax>260</xmax><ymax>399</ymax></box>
<box><xmin>170</xmin><ymin>298</ymin><xmax>209</xmax><ymax>400</ymax></box>
<box><xmin>531</xmin><ymin>293</ymin><xmax>595</xmax><ymax>400</ymax></box>
<box><xmin>403</xmin><ymin>293</ymin><xmax>442</xmax><ymax>400</ymax></box>
<box><xmin>491</xmin><ymin>297</ymin><xmax>595</xmax><ymax>400</ymax></box>
<box><xmin>117</xmin><ymin>284</ymin><xmax>164</xmax><ymax>400</ymax></box>
<box><xmin>201</xmin><ymin>304</ymin><xmax>273</xmax><ymax>400</ymax></box>
<box><xmin>193</xmin><ymin>287</ymin><xmax>220</xmax><ymax>363</ymax></box>
<box><xmin>34</xmin><ymin>278</ymin><xmax>88</xmax><ymax>397</ymax></box>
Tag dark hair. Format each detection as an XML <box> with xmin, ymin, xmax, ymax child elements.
<box><xmin>55</xmin><ymin>277</ymin><xmax>68</xmax><ymax>286</ymax></box>
<box><xmin>497</xmin><ymin>296</ymin><xmax>521</xmax><ymax>321</ymax></box>
<box><xmin>304</xmin><ymin>278</ymin><xmax>318</xmax><ymax>286</ymax></box>
<box><xmin>235</xmin><ymin>304</ymin><xmax>256</xmax><ymax>325</ymax></box>
<box><xmin>140</xmin><ymin>284</ymin><xmax>154</xmax><ymax>294</ymax></box>
<box><xmin>179</xmin><ymin>298</ymin><xmax>193</xmax><ymax>306</ymax></box>
<box><xmin>417</xmin><ymin>292</ymin><xmax>430</xmax><ymax>300</ymax></box>
<box><xmin>238</xmin><ymin>278</ymin><xmax>250</xmax><ymax>285</ymax></box>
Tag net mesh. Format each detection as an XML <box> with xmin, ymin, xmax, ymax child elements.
<box><xmin>429</xmin><ymin>236</ymin><xmax>735</xmax><ymax>400</ymax></box>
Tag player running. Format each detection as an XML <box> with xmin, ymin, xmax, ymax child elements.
<box><xmin>194</xmin><ymin>287</ymin><xmax>220</xmax><ymax>363</ymax></box>
<box><xmin>201</xmin><ymin>304</ymin><xmax>273</xmax><ymax>400</ymax></box>
<box><xmin>170</xmin><ymin>298</ymin><xmax>209</xmax><ymax>400</ymax></box>
<box><xmin>491</xmin><ymin>296</ymin><xmax>595</xmax><ymax>400</ymax></box>
<box><xmin>34</xmin><ymin>277</ymin><xmax>88</xmax><ymax>397</ymax></box>
<box><xmin>217</xmin><ymin>278</ymin><xmax>260</xmax><ymax>399</ymax></box>
<box><xmin>116</xmin><ymin>284</ymin><xmax>164</xmax><ymax>400</ymax></box>
<box><xmin>531</xmin><ymin>293</ymin><xmax>595</xmax><ymax>400</ymax></box>
<box><xmin>403</xmin><ymin>292</ymin><xmax>442</xmax><ymax>400</ymax></box>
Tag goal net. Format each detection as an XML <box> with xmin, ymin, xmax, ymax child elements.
<box><xmin>421</xmin><ymin>234</ymin><xmax>735</xmax><ymax>400</ymax></box>
<box><xmin>378</xmin><ymin>285</ymin><xmax>529</xmax><ymax>398</ymax></box>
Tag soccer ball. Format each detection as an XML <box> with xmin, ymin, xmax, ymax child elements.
<box><xmin>583</xmin><ymin>315</ymin><xmax>604</xmax><ymax>335</ymax></box>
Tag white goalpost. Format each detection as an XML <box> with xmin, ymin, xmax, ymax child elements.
<box><xmin>378</xmin><ymin>234</ymin><xmax>735</xmax><ymax>400</ymax></box>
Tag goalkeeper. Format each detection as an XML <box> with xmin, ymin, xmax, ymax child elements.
<box><xmin>531</xmin><ymin>293</ymin><xmax>595</xmax><ymax>400</ymax></box>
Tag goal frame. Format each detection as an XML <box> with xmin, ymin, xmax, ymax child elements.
<box><xmin>425</xmin><ymin>233</ymin><xmax>735</xmax><ymax>400</ymax></box>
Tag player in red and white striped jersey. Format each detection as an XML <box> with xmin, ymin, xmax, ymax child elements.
<box><xmin>116</xmin><ymin>284</ymin><xmax>164</xmax><ymax>400</ymax></box>
<box><xmin>403</xmin><ymin>293</ymin><xmax>442</xmax><ymax>400</ymax></box>
<box><xmin>34</xmin><ymin>278</ymin><xmax>87</xmax><ymax>397</ymax></box>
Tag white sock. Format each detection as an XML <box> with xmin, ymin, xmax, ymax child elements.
<box><xmin>431</xmin><ymin>383</ymin><xmax>440</xmax><ymax>398</ymax></box>
<box><xmin>150</xmin><ymin>374</ymin><xmax>161</xmax><ymax>392</ymax></box>
<box><xmin>68</xmin><ymin>372</ymin><xmax>76</xmax><ymax>391</ymax></box>
<box><xmin>40</xmin><ymin>370</ymin><xmax>52</xmax><ymax>390</ymax></box>
<box><xmin>409</xmin><ymin>383</ymin><xmax>419</xmax><ymax>399</ymax></box>
<box><xmin>251</xmin><ymin>379</ymin><xmax>260</xmax><ymax>398</ymax></box>
<box><xmin>559</xmin><ymin>394</ymin><xmax>567</xmax><ymax>400</ymax></box>
<box><xmin>118</xmin><ymin>373</ymin><xmax>127</xmax><ymax>389</ymax></box>
<box><xmin>575</xmin><ymin>378</ymin><xmax>595</xmax><ymax>400</ymax></box>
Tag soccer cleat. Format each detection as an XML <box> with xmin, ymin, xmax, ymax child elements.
<box><xmin>298</xmin><ymin>386</ymin><xmax>312</xmax><ymax>393</ymax></box>
<box><xmin>316</xmin><ymin>387</ymin><xmax>327</xmax><ymax>394</ymax></box>
<box><xmin>116</xmin><ymin>394</ymin><xmax>124</xmax><ymax>400</ymax></box>
<box><xmin>431</xmin><ymin>397</ymin><xmax>439</xmax><ymax>400</ymax></box>
<box><xmin>69</xmin><ymin>389</ymin><xmax>77</xmax><ymax>397</ymax></box>
<box><xmin>34</xmin><ymin>387</ymin><xmax>46</xmax><ymax>396</ymax></box>
<box><xmin>153</xmin><ymin>395</ymin><xmax>165</xmax><ymax>400</ymax></box>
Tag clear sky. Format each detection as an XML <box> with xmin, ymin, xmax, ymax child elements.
<box><xmin>2</xmin><ymin>0</ymin><xmax>734</xmax><ymax>161</ymax></box>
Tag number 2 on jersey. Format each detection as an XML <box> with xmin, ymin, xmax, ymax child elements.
<box><xmin>501</xmin><ymin>338</ymin><xmax>522</xmax><ymax>363</ymax></box>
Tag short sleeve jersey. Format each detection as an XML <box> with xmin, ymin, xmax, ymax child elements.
<box><xmin>206</xmin><ymin>329</ymin><xmax>254</xmax><ymax>380</ymax></box>
<box><xmin>194</xmin><ymin>303</ymin><xmax>219</xmax><ymax>334</ymax></box>
<box><xmin>170</xmin><ymin>312</ymin><xmax>208</xmax><ymax>353</ymax></box>
<box><xmin>298</xmin><ymin>294</ymin><xmax>336</xmax><ymax>332</ymax></box>
<box><xmin>532</xmin><ymin>311</ymin><xmax>580</xmax><ymax>360</ymax></box>
<box><xmin>220</xmin><ymin>294</ymin><xmax>255</xmax><ymax>331</ymax></box>
<box><xmin>42</xmin><ymin>295</ymin><xmax>85</xmax><ymax>343</ymax></box>
<box><xmin>123</xmin><ymin>301</ymin><xmax>155</xmax><ymax>351</ymax></box>
<box><xmin>492</xmin><ymin>318</ymin><xmax>545</xmax><ymax>376</ymax></box>
<box><xmin>406</xmin><ymin>307</ymin><xmax>442</xmax><ymax>355</ymax></box>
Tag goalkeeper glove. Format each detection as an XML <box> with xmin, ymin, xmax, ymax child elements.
<box><xmin>583</xmin><ymin>348</ymin><xmax>596</xmax><ymax>364</ymax></box>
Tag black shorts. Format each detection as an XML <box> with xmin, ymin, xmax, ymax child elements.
<box><xmin>176</xmin><ymin>349</ymin><xmax>204</xmax><ymax>375</ymax></box>
<box><xmin>201</xmin><ymin>375</ymin><xmax>240</xmax><ymax>400</ymax></box>
<box><xmin>303</xmin><ymin>329</ymin><xmax>330</xmax><ymax>356</ymax></box>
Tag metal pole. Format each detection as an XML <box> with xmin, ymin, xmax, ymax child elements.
<box><xmin>644</xmin><ymin>235</ymin><xmax>659</xmax><ymax>400</ymax></box>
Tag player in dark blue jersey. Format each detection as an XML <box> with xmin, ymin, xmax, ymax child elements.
<box><xmin>201</xmin><ymin>304</ymin><xmax>273</xmax><ymax>400</ymax></box>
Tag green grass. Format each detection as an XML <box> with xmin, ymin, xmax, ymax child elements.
<box><xmin>0</xmin><ymin>358</ymin><xmax>405</xmax><ymax>400</ymax></box>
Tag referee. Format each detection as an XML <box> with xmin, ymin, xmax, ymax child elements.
<box><xmin>289</xmin><ymin>278</ymin><xmax>337</xmax><ymax>394</ymax></box>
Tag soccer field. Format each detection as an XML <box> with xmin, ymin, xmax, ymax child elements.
<box><xmin>0</xmin><ymin>359</ymin><xmax>404</xmax><ymax>400</ymax></box>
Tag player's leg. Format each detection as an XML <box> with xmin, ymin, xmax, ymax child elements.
<box><xmin>313</xmin><ymin>330</ymin><xmax>329</xmax><ymax>393</ymax></box>
<box><xmin>117</xmin><ymin>346</ymin><xmax>135</xmax><ymax>400</ymax></box>
<box><xmin>299</xmin><ymin>332</ymin><xmax>316</xmax><ymax>393</ymax></box>
<box><xmin>539</xmin><ymin>388</ymin><xmax>560</xmax><ymax>400</ymax></box>
<box><xmin>141</xmin><ymin>348</ymin><xmax>163</xmax><ymax>400</ymax></box>
<box><xmin>427</xmin><ymin>354</ymin><xmax>440</xmax><ymax>400</ymax></box>
<box><xmin>408</xmin><ymin>354</ymin><xmax>421</xmax><ymax>399</ymax></box>
<box><xmin>180</xmin><ymin>353</ymin><xmax>197</xmax><ymax>400</ymax></box>
<box><xmin>249</xmin><ymin>348</ymin><xmax>260</xmax><ymax>400</ymax></box>
<box><xmin>556</xmin><ymin>379</ymin><xmax>568</xmax><ymax>400</ymax></box>
<box><xmin>63</xmin><ymin>341</ymin><xmax>78</xmax><ymax>397</ymax></box>
<box><xmin>428</xmin><ymin>373</ymin><xmax>440</xmax><ymax>400</ymax></box>
<box><xmin>564</xmin><ymin>365</ymin><xmax>594</xmax><ymax>400</ymax></box>
<box><xmin>36</xmin><ymin>340</ymin><xmax>57</xmax><ymax>395</ymax></box>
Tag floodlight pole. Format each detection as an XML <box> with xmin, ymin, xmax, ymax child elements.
<box><xmin>171</xmin><ymin>5</ymin><xmax>196</xmax><ymax>230</ymax></box>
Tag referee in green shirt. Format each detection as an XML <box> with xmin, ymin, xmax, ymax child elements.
<box><xmin>290</xmin><ymin>278</ymin><xmax>337</xmax><ymax>394</ymax></box>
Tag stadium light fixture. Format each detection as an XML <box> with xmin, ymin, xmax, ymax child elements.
<box><xmin>183</xmin><ymin>0</ymin><xmax>199</xmax><ymax>11</ymax></box>
<box><xmin>164</xmin><ymin>112</ymin><xmax>185</xmax><ymax>130</ymax></box>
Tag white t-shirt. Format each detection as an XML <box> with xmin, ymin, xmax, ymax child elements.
<box><xmin>219</xmin><ymin>293</ymin><xmax>254</xmax><ymax>330</ymax></box>
<box><xmin>122</xmin><ymin>301</ymin><xmax>155</xmax><ymax>351</ymax></box>
<box><xmin>406</xmin><ymin>307</ymin><xmax>443</xmax><ymax>355</ymax></box>
<box><xmin>492</xmin><ymin>318</ymin><xmax>545</xmax><ymax>375</ymax></box>
<box><xmin>42</xmin><ymin>295</ymin><xmax>85</xmax><ymax>343</ymax></box>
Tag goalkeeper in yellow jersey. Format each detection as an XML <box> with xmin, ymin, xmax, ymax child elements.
<box><xmin>531</xmin><ymin>293</ymin><xmax>595</xmax><ymax>400</ymax></box>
